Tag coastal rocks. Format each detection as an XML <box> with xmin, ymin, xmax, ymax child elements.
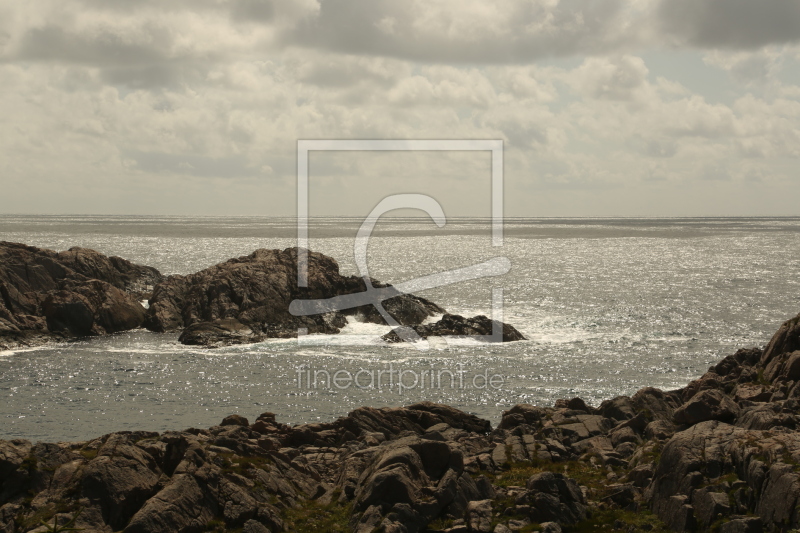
<box><xmin>382</xmin><ymin>313</ymin><xmax>526</xmax><ymax>343</ymax></box>
<box><xmin>0</xmin><ymin>242</ymin><xmax>160</xmax><ymax>349</ymax></box>
<box><xmin>673</xmin><ymin>389</ymin><xmax>740</xmax><ymax>426</ymax></box>
<box><xmin>143</xmin><ymin>247</ymin><xmax>445</xmax><ymax>346</ymax></box>
<box><xmin>178</xmin><ymin>319</ymin><xmax>265</xmax><ymax>347</ymax></box>
<box><xmin>519</xmin><ymin>472</ymin><xmax>588</xmax><ymax>525</ymax></box>
<box><xmin>7</xmin><ymin>312</ymin><xmax>800</xmax><ymax>531</ymax></box>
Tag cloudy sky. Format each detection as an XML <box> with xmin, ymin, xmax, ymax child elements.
<box><xmin>1</xmin><ymin>0</ymin><xmax>800</xmax><ymax>217</ymax></box>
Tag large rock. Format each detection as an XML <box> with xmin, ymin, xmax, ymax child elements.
<box><xmin>517</xmin><ymin>472</ymin><xmax>588</xmax><ymax>525</ymax></box>
<box><xmin>761</xmin><ymin>313</ymin><xmax>800</xmax><ymax>375</ymax></box>
<box><xmin>143</xmin><ymin>247</ymin><xmax>445</xmax><ymax>346</ymax></box>
<box><xmin>673</xmin><ymin>390</ymin><xmax>740</xmax><ymax>426</ymax></box>
<box><xmin>382</xmin><ymin>313</ymin><xmax>526</xmax><ymax>343</ymax></box>
<box><xmin>0</xmin><ymin>242</ymin><xmax>160</xmax><ymax>349</ymax></box>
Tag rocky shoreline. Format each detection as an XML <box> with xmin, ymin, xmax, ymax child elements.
<box><xmin>1</xmin><ymin>310</ymin><xmax>800</xmax><ymax>532</ymax></box>
<box><xmin>0</xmin><ymin>242</ymin><xmax>524</xmax><ymax>350</ymax></box>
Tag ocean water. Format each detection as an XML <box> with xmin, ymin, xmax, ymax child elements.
<box><xmin>1</xmin><ymin>215</ymin><xmax>799</xmax><ymax>442</ymax></box>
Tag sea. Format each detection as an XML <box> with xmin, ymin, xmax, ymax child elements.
<box><xmin>1</xmin><ymin>215</ymin><xmax>799</xmax><ymax>442</ymax></box>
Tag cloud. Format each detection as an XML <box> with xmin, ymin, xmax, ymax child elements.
<box><xmin>657</xmin><ymin>0</ymin><xmax>800</xmax><ymax>49</ymax></box>
<box><xmin>285</xmin><ymin>0</ymin><xmax>647</xmax><ymax>63</ymax></box>
<box><xmin>0</xmin><ymin>1</ymin><xmax>799</xmax><ymax>217</ymax></box>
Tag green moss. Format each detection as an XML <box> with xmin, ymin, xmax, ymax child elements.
<box><xmin>566</xmin><ymin>507</ymin><xmax>669</xmax><ymax>532</ymax></box>
<box><xmin>78</xmin><ymin>449</ymin><xmax>98</xmax><ymax>461</ymax></box>
<box><xmin>21</xmin><ymin>455</ymin><xmax>38</xmax><ymax>473</ymax></box>
<box><xmin>427</xmin><ymin>516</ymin><xmax>455</xmax><ymax>530</ymax></box>
<box><xmin>16</xmin><ymin>502</ymin><xmax>82</xmax><ymax>532</ymax></box>
<box><xmin>283</xmin><ymin>495</ymin><xmax>352</xmax><ymax>533</ymax></box>
<box><xmin>483</xmin><ymin>460</ymin><xmax>671</xmax><ymax>533</ymax></box>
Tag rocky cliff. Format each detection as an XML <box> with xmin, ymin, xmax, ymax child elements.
<box><xmin>0</xmin><ymin>242</ymin><xmax>162</xmax><ymax>350</ymax></box>
<box><xmin>143</xmin><ymin>247</ymin><xmax>522</xmax><ymax>347</ymax></box>
<box><xmin>2</xmin><ymin>312</ymin><xmax>800</xmax><ymax>532</ymax></box>
<box><xmin>1</xmin><ymin>244</ymin><xmax>524</xmax><ymax>350</ymax></box>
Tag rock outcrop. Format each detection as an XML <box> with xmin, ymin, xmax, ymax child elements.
<box><xmin>0</xmin><ymin>242</ymin><xmax>162</xmax><ymax>350</ymax></box>
<box><xmin>382</xmin><ymin>313</ymin><xmax>526</xmax><ymax>343</ymax></box>
<box><xmin>144</xmin><ymin>247</ymin><xmax>446</xmax><ymax>347</ymax></box>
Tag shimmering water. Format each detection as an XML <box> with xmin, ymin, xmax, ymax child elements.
<box><xmin>2</xmin><ymin>216</ymin><xmax>799</xmax><ymax>442</ymax></box>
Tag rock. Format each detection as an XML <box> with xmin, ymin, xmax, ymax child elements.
<box><xmin>382</xmin><ymin>313</ymin><xmax>526</xmax><ymax>343</ymax></box>
<box><xmin>81</xmin><ymin>435</ymin><xmax>162</xmax><ymax>530</ymax></box>
<box><xmin>660</xmin><ymin>495</ymin><xmax>697</xmax><ymax>532</ymax></box>
<box><xmin>242</xmin><ymin>519</ymin><xmax>272</xmax><ymax>533</ymax></box>
<box><xmin>0</xmin><ymin>242</ymin><xmax>159</xmax><ymax>349</ymax></box>
<box><xmin>760</xmin><ymin>313</ymin><xmax>800</xmax><ymax>373</ymax></box>
<box><xmin>597</xmin><ymin>396</ymin><xmax>635</xmax><ymax>421</ymax></box>
<box><xmin>540</xmin><ymin>523</ymin><xmax>562</xmax><ymax>533</ymax></box>
<box><xmin>719</xmin><ymin>516</ymin><xmax>763</xmax><ymax>533</ymax></box>
<box><xmin>673</xmin><ymin>390</ymin><xmax>740</xmax><ymax>426</ymax></box>
<box><xmin>733</xmin><ymin>384</ymin><xmax>772</xmax><ymax>403</ymax></box>
<box><xmin>497</xmin><ymin>404</ymin><xmax>549</xmax><ymax>430</ymax></box>
<box><xmin>179</xmin><ymin>319</ymin><xmax>265</xmax><ymax>347</ymax></box>
<box><xmin>692</xmin><ymin>488</ymin><xmax>731</xmax><ymax>528</ymax></box>
<box><xmin>631</xmin><ymin>387</ymin><xmax>680</xmax><ymax>421</ymax></box>
<box><xmin>144</xmin><ymin>247</ymin><xmax>445</xmax><ymax>346</ymax></box>
<box><xmin>520</xmin><ymin>472</ymin><xmax>587</xmax><ymax>525</ymax></box>
<box><xmin>626</xmin><ymin>463</ymin><xmax>654</xmax><ymax>488</ymax></box>
<box><xmin>466</xmin><ymin>499</ymin><xmax>493</xmax><ymax>532</ymax></box>
<box><xmin>221</xmin><ymin>414</ymin><xmax>250</xmax><ymax>427</ymax></box>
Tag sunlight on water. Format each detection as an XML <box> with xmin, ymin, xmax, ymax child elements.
<box><xmin>1</xmin><ymin>216</ymin><xmax>800</xmax><ymax>441</ymax></box>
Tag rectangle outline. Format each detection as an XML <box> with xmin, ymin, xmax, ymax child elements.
<box><xmin>297</xmin><ymin>139</ymin><xmax>504</xmax><ymax>287</ymax></box>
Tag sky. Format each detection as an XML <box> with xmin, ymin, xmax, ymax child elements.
<box><xmin>1</xmin><ymin>0</ymin><xmax>799</xmax><ymax>217</ymax></box>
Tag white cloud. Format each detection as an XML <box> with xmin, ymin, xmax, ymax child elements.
<box><xmin>0</xmin><ymin>1</ymin><xmax>799</xmax><ymax>216</ymax></box>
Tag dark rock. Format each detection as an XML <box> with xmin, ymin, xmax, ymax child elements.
<box><xmin>521</xmin><ymin>472</ymin><xmax>587</xmax><ymax>525</ymax></box>
<box><xmin>0</xmin><ymin>242</ymin><xmax>158</xmax><ymax>349</ymax></box>
<box><xmin>692</xmin><ymin>488</ymin><xmax>731</xmax><ymax>528</ymax></box>
<box><xmin>760</xmin><ymin>313</ymin><xmax>800</xmax><ymax>373</ymax></box>
<box><xmin>144</xmin><ymin>247</ymin><xmax>446</xmax><ymax>346</ymax></box>
<box><xmin>221</xmin><ymin>414</ymin><xmax>250</xmax><ymax>427</ymax></box>
<box><xmin>81</xmin><ymin>434</ymin><xmax>162</xmax><ymax>530</ymax></box>
<box><xmin>673</xmin><ymin>390</ymin><xmax>740</xmax><ymax>426</ymax></box>
<box><xmin>598</xmin><ymin>396</ymin><xmax>636</xmax><ymax>421</ymax></box>
<box><xmin>660</xmin><ymin>495</ymin><xmax>697</xmax><ymax>532</ymax></box>
<box><xmin>719</xmin><ymin>516</ymin><xmax>763</xmax><ymax>533</ymax></box>
<box><xmin>497</xmin><ymin>404</ymin><xmax>549</xmax><ymax>430</ymax></box>
<box><xmin>382</xmin><ymin>313</ymin><xmax>526</xmax><ymax>343</ymax></box>
<box><xmin>179</xmin><ymin>319</ymin><xmax>266</xmax><ymax>347</ymax></box>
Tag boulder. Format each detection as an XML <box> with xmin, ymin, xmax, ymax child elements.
<box><xmin>466</xmin><ymin>499</ymin><xmax>493</xmax><ymax>533</ymax></box>
<box><xmin>673</xmin><ymin>390</ymin><xmax>740</xmax><ymax>426</ymax></box>
<box><xmin>0</xmin><ymin>241</ymin><xmax>159</xmax><ymax>349</ymax></box>
<box><xmin>720</xmin><ymin>517</ymin><xmax>763</xmax><ymax>533</ymax></box>
<box><xmin>178</xmin><ymin>319</ymin><xmax>265</xmax><ymax>348</ymax></box>
<box><xmin>518</xmin><ymin>472</ymin><xmax>587</xmax><ymax>525</ymax></box>
<box><xmin>382</xmin><ymin>313</ymin><xmax>526</xmax><ymax>343</ymax></box>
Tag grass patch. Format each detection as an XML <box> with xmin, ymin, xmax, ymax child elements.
<box><xmin>489</xmin><ymin>458</ymin><xmax>613</xmax><ymax>494</ymax></box>
<box><xmin>283</xmin><ymin>495</ymin><xmax>352</xmax><ymax>533</ymax></box>
<box><xmin>566</xmin><ymin>507</ymin><xmax>669</xmax><ymax>532</ymax></box>
<box><xmin>15</xmin><ymin>501</ymin><xmax>81</xmax><ymax>531</ymax></box>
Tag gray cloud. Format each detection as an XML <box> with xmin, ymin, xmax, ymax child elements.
<box><xmin>658</xmin><ymin>0</ymin><xmax>800</xmax><ymax>49</ymax></box>
<box><xmin>286</xmin><ymin>0</ymin><xmax>636</xmax><ymax>63</ymax></box>
<box><xmin>17</xmin><ymin>25</ymin><xmax>169</xmax><ymax>66</ymax></box>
